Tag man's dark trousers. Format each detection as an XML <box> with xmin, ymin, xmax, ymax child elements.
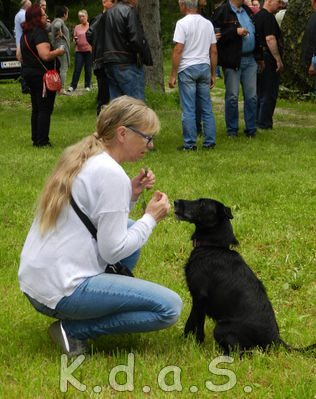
<box><xmin>257</xmin><ymin>51</ymin><xmax>280</xmax><ymax>129</ymax></box>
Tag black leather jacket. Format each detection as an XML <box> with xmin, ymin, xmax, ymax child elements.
<box><xmin>86</xmin><ymin>13</ymin><xmax>104</xmax><ymax>71</ymax></box>
<box><xmin>99</xmin><ymin>3</ymin><xmax>152</xmax><ymax>66</ymax></box>
<box><xmin>212</xmin><ymin>1</ymin><xmax>261</xmax><ymax>70</ymax></box>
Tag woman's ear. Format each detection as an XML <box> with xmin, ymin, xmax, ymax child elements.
<box><xmin>116</xmin><ymin>126</ymin><xmax>127</xmax><ymax>144</ymax></box>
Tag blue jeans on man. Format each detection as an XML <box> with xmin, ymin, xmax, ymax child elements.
<box><xmin>178</xmin><ymin>63</ymin><xmax>216</xmax><ymax>148</ymax></box>
<box><xmin>105</xmin><ymin>64</ymin><xmax>145</xmax><ymax>102</ymax></box>
<box><xmin>223</xmin><ymin>55</ymin><xmax>257</xmax><ymax>136</ymax></box>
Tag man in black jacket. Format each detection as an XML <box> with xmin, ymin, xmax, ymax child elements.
<box><xmin>99</xmin><ymin>0</ymin><xmax>152</xmax><ymax>102</ymax></box>
<box><xmin>86</xmin><ymin>0</ymin><xmax>116</xmax><ymax>115</ymax></box>
<box><xmin>254</xmin><ymin>0</ymin><xmax>283</xmax><ymax>130</ymax></box>
<box><xmin>212</xmin><ymin>0</ymin><xmax>262</xmax><ymax>137</ymax></box>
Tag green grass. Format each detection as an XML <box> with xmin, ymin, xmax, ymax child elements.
<box><xmin>0</xmin><ymin>69</ymin><xmax>315</xmax><ymax>399</ymax></box>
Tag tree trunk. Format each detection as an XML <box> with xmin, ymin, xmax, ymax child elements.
<box><xmin>1</xmin><ymin>0</ymin><xmax>15</xmax><ymax>31</ymax></box>
<box><xmin>138</xmin><ymin>0</ymin><xmax>165</xmax><ymax>93</ymax></box>
<box><xmin>281</xmin><ymin>0</ymin><xmax>314</xmax><ymax>92</ymax></box>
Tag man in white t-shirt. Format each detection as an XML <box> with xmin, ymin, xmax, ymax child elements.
<box><xmin>169</xmin><ymin>0</ymin><xmax>217</xmax><ymax>150</ymax></box>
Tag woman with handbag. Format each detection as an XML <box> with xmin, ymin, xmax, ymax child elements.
<box><xmin>18</xmin><ymin>96</ymin><xmax>183</xmax><ymax>357</ymax></box>
<box><xmin>17</xmin><ymin>4</ymin><xmax>64</xmax><ymax>147</ymax></box>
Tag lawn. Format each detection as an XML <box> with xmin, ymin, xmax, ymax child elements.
<box><xmin>0</xmin><ymin>68</ymin><xmax>315</xmax><ymax>399</ymax></box>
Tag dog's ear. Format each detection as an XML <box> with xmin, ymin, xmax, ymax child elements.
<box><xmin>224</xmin><ymin>206</ymin><xmax>233</xmax><ymax>219</ymax></box>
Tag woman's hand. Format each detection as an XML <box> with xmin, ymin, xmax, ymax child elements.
<box><xmin>131</xmin><ymin>168</ymin><xmax>155</xmax><ymax>201</ymax></box>
<box><xmin>145</xmin><ymin>191</ymin><xmax>170</xmax><ymax>223</ymax></box>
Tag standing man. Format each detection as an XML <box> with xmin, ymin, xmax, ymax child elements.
<box><xmin>212</xmin><ymin>0</ymin><xmax>261</xmax><ymax>138</ymax></box>
<box><xmin>254</xmin><ymin>0</ymin><xmax>283</xmax><ymax>130</ymax></box>
<box><xmin>86</xmin><ymin>0</ymin><xmax>116</xmax><ymax>115</ymax></box>
<box><xmin>169</xmin><ymin>0</ymin><xmax>217</xmax><ymax>151</ymax></box>
<box><xmin>14</xmin><ymin>0</ymin><xmax>31</xmax><ymax>47</ymax></box>
<box><xmin>14</xmin><ymin>0</ymin><xmax>32</xmax><ymax>94</ymax></box>
<box><xmin>101</xmin><ymin>0</ymin><xmax>152</xmax><ymax>102</ymax></box>
<box><xmin>301</xmin><ymin>0</ymin><xmax>316</xmax><ymax>97</ymax></box>
<box><xmin>51</xmin><ymin>6</ymin><xmax>70</xmax><ymax>95</ymax></box>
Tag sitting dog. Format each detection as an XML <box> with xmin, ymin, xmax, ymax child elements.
<box><xmin>174</xmin><ymin>198</ymin><xmax>315</xmax><ymax>354</ymax></box>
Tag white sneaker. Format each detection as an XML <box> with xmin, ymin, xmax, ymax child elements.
<box><xmin>85</xmin><ymin>87</ymin><xmax>90</xmax><ymax>92</ymax></box>
<box><xmin>67</xmin><ymin>87</ymin><xmax>74</xmax><ymax>92</ymax></box>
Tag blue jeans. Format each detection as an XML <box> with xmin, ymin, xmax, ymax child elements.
<box><xmin>178</xmin><ymin>64</ymin><xmax>216</xmax><ymax>147</ymax></box>
<box><xmin>70</xmin><ymin>51</ymin><xmax>92</xmax><ymax>89</ymax></box>
<box><xmin>25</xmin><ymin>220</ymin><xmax>182</xmax><ymax>340</ymax></box>
<box><xmin>105</xmin><ymin>64</ymin><xmax>145</xmax><ymax>102</ymax></box>
<box><xmin>257</xmin><ymin>52</ymin><xmax>280</xmax><ymax>129</ymax></box>
<box><xmin>223</xmin><ymin>55</ymin><xmax>257</xmax><ymax>135</ymax></box>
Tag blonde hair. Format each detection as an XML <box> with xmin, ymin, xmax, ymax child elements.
<box><xmin>78</xmin><ymin>9</ymin><xmax>88</xmax><ymax>17</ymax></box>
<box><xmin>37</xmin><ymin>96</ymin><xmax>160</xmax><ymax>234</ymax></box>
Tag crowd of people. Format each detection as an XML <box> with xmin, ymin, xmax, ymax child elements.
<box><xmin>14</xmin><ymin>0</ymin><xmax>315</xmax><ymax>150</ymax></box>
<box><xmin>14</xmin><ymin>0</ymin><xmax>315</xmax><ymax>357</ymax></box>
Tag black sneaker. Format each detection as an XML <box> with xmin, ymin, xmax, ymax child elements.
<box><xmin>202</xmin><ymin>144</ymin><xmax>215</xmax><ymax>150</ymax></box>
<box><xmin>177</xmin><ymin>145</ymin><xmax>197</xmax><ymax>151</ymax></box>
<box><xmin>48</xmin><ymin>321</ymin><xmax>88</xmax><ymax>357</ymax></box>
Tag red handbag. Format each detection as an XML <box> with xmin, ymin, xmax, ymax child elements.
<box><xmin>24</xmin><ymin>34</ymin><xmax>62</xmax><ymax>97</ymax></box>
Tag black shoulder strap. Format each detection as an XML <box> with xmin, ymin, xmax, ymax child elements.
<box><xmin>70</xmin><ymin>195</ymin><xmax>97</xmax><ymax>241</ymax></box>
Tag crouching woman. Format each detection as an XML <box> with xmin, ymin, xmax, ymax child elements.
<box><xmin>18</xmin><ymin>96</ymin><xmax>183</xmax><ymax>356</ymax></box>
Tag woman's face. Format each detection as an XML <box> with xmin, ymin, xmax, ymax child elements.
<box><xmin>121</xmin><ymin>126</ymin><xmax>155</xmax><ymax>163</ymax></box>
<box><xmin>79</xmin><ymin>13</ymin><xmax>88</xmax><ymax>24</ymax></box>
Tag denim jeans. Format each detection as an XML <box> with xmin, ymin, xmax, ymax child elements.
<box><xmin>178</xmin><ymin>64</ymin><xmax>216</xmax><ymax>147</ymax></box>
<box><xmin>25</xmin><ymin>220</ymin><xmax>182</xmax><ymax>340</ymax></box>
<box><xmin>105</xmin><ymin>64</ymin><xmax>145</xmax><ymax>102</ymax></box>
<box><xmin>257</xmin><ymin>52</ymin><xmax>280</xmax><ymax>129</ymax></box>
<box><xmin>223</xmin><ymin>55</ymin><xmax>257</xmax><ymax>136</ymax></box>
<box><xmin>70</xmin><ymin>51</ymin><xmax>92</xmax><ymax>89</ymax></box>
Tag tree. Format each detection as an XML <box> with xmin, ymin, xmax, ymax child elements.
<box><xmin>1</xmin><ymin>0</ymin><xmax>20</xmax><ymax>31</ymax></box>
<box><xmin>281</xmin><ymin>0</ymin><xmax>314</xmax><ymax>93</ymax></box>
<box><xmin>138</xmin><ymin>0</ymin><xmax>165</xmax><ymax>92</ymax></box>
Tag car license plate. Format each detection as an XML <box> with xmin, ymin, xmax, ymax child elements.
<box><xmin>1</xmin><ymin>61</ymin><xmax>21</xmax><ymax>68</ymax></box>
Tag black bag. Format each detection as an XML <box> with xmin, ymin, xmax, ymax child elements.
<box><xmin>70</xmin><ymin>195</ymin><xmax>134</xmax><ymax>277</ymax></box>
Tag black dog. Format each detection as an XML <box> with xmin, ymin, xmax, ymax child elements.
<box><xmin>174</xmin><ymin>198</ymin><xmax>315</xmax><ymax>354</ymax></box>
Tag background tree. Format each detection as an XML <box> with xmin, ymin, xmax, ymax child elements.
<box><xmin>138</xmin><ymin>0</ymin><xmax>164</xmax><ymax>92</ymax></box>
<box><xmin>281</xmin><ymin>0</ymin><xmax>314</xmax><ymax>93</ymax></box>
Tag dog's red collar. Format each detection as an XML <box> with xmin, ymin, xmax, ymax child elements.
<box><xmin>193</xmin><ymin>239</ymin><xmax>227</xmax><ymax>248</ymax></box>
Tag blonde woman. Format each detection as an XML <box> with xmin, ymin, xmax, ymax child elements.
<box><xmin>18</xmin><ymin>96</ymin><xmax>182</xmax><ymax>356</ymax></box>
<box><xmin>68</xmin><ymin>9</ymin><xmax>92</xmax><ymax>92</ymax></box>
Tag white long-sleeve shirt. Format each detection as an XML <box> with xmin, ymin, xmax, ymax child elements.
<box><xmin>18</xmin><ymin>152</ymin><xmax>156</xmax><ymax>309</ymax></box>
<box><xmin>14</xmin><ymin>8</ymin><xmax>26</xmax><ymax>47</ymax></box>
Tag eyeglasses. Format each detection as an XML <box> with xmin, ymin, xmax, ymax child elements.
<box><xmin>126</xmin><ymin>126</ymin><xmax>155</xmax><ymax>146</ymax></box>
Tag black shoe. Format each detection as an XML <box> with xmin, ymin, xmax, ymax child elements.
<box><xmin>177</xmin><ymin>145</ymin><xmax>197</xmax><ymax>151</ymax></box>
<box><xmin>245</xmin><ymin>132</ymin><xmax>256</xmax><ymax>138</ymax></box>
<box><xmin>202</xmin><ymin>144</ymin><xmax>215</xmax><ymax>150</ymax></box>
<box><xmin>257</xmin><ymin>125</ymin><xmax>272</xmax><ymax>130</ymax></box>
<box><xmin>35</xmin><ymin>142</ymin><xmax>52</xmax><ymax>148</ymax></box>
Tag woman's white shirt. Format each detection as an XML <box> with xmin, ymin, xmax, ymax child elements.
<box><xmin>18</xmin><ymin>152</ymin><xmax>156</xmax><ymax>309</ymax></box>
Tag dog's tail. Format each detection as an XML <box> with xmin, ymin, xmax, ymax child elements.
<box><xmin>279</xmin><ymin>339</ymin><xmax>316</xmax><ymax>353</ymax></box>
